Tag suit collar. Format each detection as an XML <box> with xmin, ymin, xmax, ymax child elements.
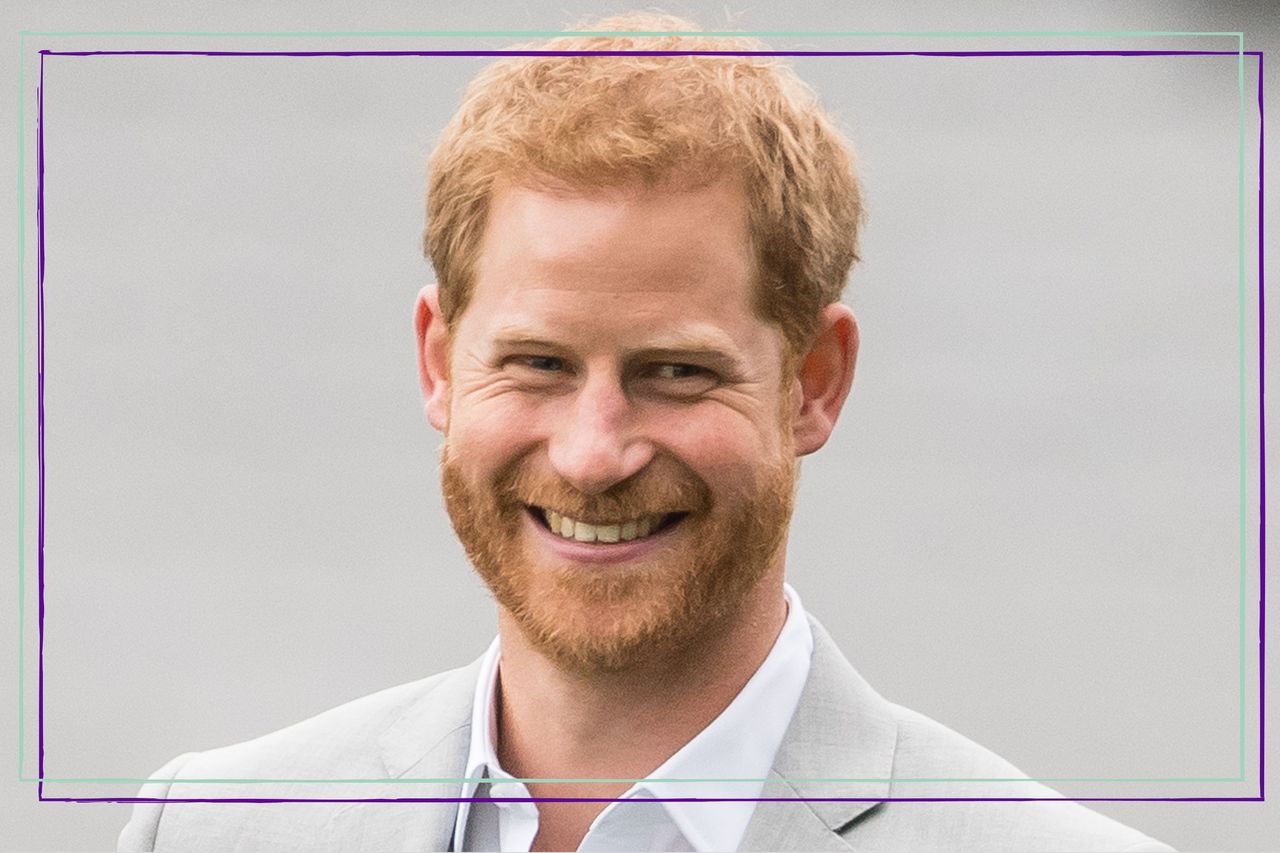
<box><xmin>738</xmin><ymin>615</ymin><xmax>899</xmax><ymax>851</ymax></box>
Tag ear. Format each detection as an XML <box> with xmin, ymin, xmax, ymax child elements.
<box><xmin>791</xmin><ymin>303</ymin><xmax>860</xmax><ymax>456</ymax></box>
<box><xmin>414</xmin><ymin>284</ymin><xmax>451</xmax><ymax>432</ymax></box>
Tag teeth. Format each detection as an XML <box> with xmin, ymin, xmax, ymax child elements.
<box><xmin>540</xmin><ymin>509</ymin><xmax>668</xmax><ymax>544</ymax></box>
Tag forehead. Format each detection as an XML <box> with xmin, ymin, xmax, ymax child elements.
<box><xmin>462</xmin><ymin>178</ymin><xmax>767</xmax><ymax>347</ymax></box>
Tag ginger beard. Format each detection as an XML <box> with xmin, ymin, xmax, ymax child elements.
<box><xmin>440</xmin><ymin>444</ymin><xmax>797</xmax><ymax>675</ymax></box>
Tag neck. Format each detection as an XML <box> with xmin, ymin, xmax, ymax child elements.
<box><xmin>494</xmin><ymin>571</ymin><xmax>789</xmax><ymax>791</ymax></box>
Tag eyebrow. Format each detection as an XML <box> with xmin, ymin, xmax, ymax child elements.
<box><xmin>489</xmin><ymin>334</ymin><xmax>571</xmax><ymax>353</ymax></box>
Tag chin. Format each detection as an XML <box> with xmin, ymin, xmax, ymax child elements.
<box><xmin>497</xmin><ymin>561</ymin><xmax>706</xmax><ymax>675</ymax></box>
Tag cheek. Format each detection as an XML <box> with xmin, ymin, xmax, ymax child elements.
<box><xmin>649</xmin><ymin>408</ymin><xmax>787</xmax><ymax>482</ymax></box>
<box><xmin>446</xmin><ymin>398</ymin><xmax>544</xmax><ymax>472</ymax></box>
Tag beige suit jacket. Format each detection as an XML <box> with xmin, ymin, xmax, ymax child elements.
<box><xmin>118</xmin><ymin>617</ymin><xmax>1173</xmax><ymax>851</ymax></box>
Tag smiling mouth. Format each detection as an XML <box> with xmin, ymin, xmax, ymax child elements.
<box><xmin>527</xmin><ymin>506</ymin><xmax>688</xmax><ymax>544</ymax></box>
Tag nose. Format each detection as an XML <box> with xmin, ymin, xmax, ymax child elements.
<box><xmin>547</xmin><ymin>371</ymin><xmax>655</xmax><ymax>495</ymax></box>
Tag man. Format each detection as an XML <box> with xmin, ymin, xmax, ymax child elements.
<box><xmin>120</xmin><ymin>14</ymin><xmax>1172</xmax><ymax>852</ymax></box>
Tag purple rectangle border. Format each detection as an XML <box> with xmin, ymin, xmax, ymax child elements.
<box><xmin>27</xmin><ymin>47</ymin><xmax>1266</xmax><ymax>805</ymax></box>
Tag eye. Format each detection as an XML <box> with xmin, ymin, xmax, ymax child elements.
<box><xmin>653</xmin><ymin>363</ymin><xmax>708</xmax><ymax>380</ymax></box>
<box><xmin>520</xmin><ymin>355</ymin><xmax>565</xmax><ymax>372</ymax></box>
<box><xmin>503</xmin><ymin>354</ymin><xmax>572</xmax><ymax>389</ymax></box>
<box><xmin>640</xmin><ymin>362</ymin><xmax>719</xmax><ymax>398</ymax></box>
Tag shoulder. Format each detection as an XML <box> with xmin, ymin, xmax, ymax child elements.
<box><xmin>885</xmin><ymin>700</ymin><xmax>1031</xmax><ymax>780</ymax></box>
<box><xmin>117</xmin><ymin>661</ymin><xmax>480</xmax><ymax>852</ymax></box>
<box><xmin>864</xmin><ymin>700</ymin><xmax>1173</xmax><ymax>851</ymax></box>
<box><xmin>176</xmin><ymin>667</ymin><xmax>470</xmax><ymax>779</ymax></box>
<box><xmin>796</xmin><ymin>615</ymin><xmax>1171</xmax><ymax>851</ymax></box>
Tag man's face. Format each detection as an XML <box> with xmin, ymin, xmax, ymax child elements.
<box><xmin>435</xmin><ymin>177</ymin><xmax>799</xmax><ymax>674</ymax></box>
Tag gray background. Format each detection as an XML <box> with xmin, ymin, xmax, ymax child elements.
<box><xmin>2</xmin><ymin>0</ymin><xmax>1276</xmax><ymax>850</ymax></box>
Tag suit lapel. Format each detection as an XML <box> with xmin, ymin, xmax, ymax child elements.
<box><xmin>739</xmin><ymin>770</ymin><xmax>860</xmax><ymax>852</ymax></box>
<box><xmin>322</xmin><ymin>658</ymin><xmax>482</xmax><ymax>852</ymax></box>
<box><xmin>739</xmin><ymin>616</ymin><xmax>899</xmax><ymax>852</ymax></box>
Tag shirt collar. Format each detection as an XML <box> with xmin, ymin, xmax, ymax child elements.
<box><xmin>453</xmin><ymin>583</ymin><xmax>814</xmax><ymax>852</ymax></box>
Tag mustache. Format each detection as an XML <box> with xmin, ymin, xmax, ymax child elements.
<box><xmin>496</xmin><ymin>461</ymin><xmax>712</xmax><ymax>523</ymax></box>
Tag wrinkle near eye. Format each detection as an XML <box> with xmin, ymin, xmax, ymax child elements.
<box><xmin>454</xmin><ymin>364</ymin><xmax>531</xmax><ymax>402</ymax></box>
<box><xmin>700</xmin><ymin>380</ymin><xmax>779</xmax><ymax>417</ymax></box>
<box><xmin>455</xmin><ymin>350</ymin><xmax>540</xmax><ymax>402</ymax></box>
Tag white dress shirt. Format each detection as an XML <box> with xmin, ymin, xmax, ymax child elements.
<box><xmin>451</xmin><ymin>584</ymin><xmax>814</xmax><ymax>852</ymax></box>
